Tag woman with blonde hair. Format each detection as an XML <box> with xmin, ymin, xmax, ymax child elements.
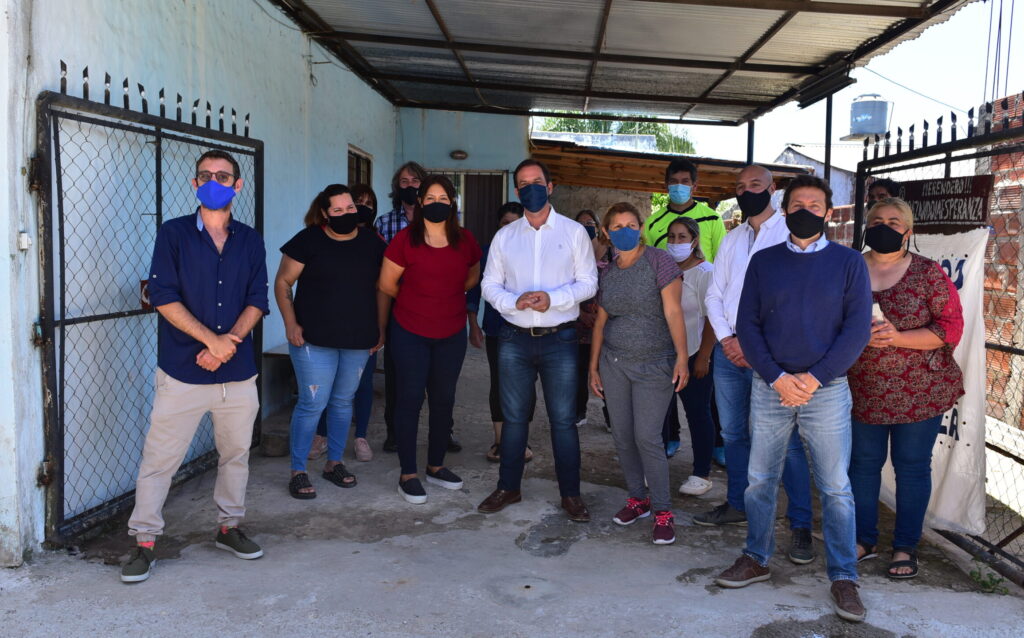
<box><xmin>847</xmin><ymin>197</ymin><xmax>964</xmax><ymax>579</ymax></box>
<box><xmin>589</xmin><ymin>202</ymin><xmax>689</xmax><ymax>545</ymax></box>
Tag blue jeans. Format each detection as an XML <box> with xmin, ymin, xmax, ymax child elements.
<box><xmin>497</xmin><ymin>323</ymin><xmax>581</xmax><ymax>497</ymax></box>
<box><xmin>288</xmin><ymin>343</ymin><xmax>369</xmax><ymax>472</ymax></box>
<box><xmin>745</xmin><ymin>375</ymin><xmax>858</xmax><ymax>582</ymax></box>
<box><xmin>316</xmin><ymin>351</ymin><xmax>376</xmax><ymax>439</ymax></box>
<box><xmin>713</xmin><ymin>344</ymin><xmax>812</xmax><ymax>528</ymax></box>
<box><xmin>389</xmin><ymin>320</ymin><xmax>467</xmax><ymax>475</ymax></box>
<box><xmin>849</xmin><ymin>414</ymin><xmax>942</xmax><ymax>550</ymax></box>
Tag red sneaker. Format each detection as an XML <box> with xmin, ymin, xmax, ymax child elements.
<box><xmin>613</xmin><ymin>497</ymin><xmax>651</xmax><ymax>526</ymax></box>
<box><xmin>652</xmin><ymin>510</ymin><xmax>676</xmax><ymax>545</ymax></box>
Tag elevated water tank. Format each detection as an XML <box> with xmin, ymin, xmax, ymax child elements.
<box><xmin>850</xmin><ymin>94</ymin><xmax>890</xmax><ymax>136</ymax></box>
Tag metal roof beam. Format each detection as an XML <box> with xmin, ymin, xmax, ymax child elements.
<box><xmin>423</xmin><ymin>0</ymin><xmax>489</xmax><ymax>106</ymax></box>
<box><xmin>582</xmin><ymin>0</ymin><xmax>615</xmax><ymax>113</ymax></box>
<box><xmin>736</xmin><ymin>0</ymin><xmax>961</xmax><ymax>123</ymax></box>
<box><xmin>638</xmin><ymin>0</ymin><xmax>928</xmax><ymax>18</ymax></box>
<box><xmin>378</xmin><ymin>73</ymin><xmax>767</xmax><ymax>107</ymax></box>
<box><xmin>264</xmin><ymin>0</ymin><xmax>404</xmax><ymax>103</ymax></box>
<box><xmin>323</xmin><ymin>31</ymin><xmax>820</xmax><ymax>75</ymax></box>
<box><xmin>395</xmin><ymin>101</ymin><xmax>740</xmax><ymax>126</ymax></box>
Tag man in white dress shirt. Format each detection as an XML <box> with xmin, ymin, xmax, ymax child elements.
<box><xmin>477</xmin><ymin>159</ymin><xmax>598</xmax><ymax>522</ymax></box>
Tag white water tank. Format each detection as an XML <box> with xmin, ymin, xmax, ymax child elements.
<box><xmin>851</xmin><ymin>94</ymin><xmax>890</xmax><ymax>136</ymax></box>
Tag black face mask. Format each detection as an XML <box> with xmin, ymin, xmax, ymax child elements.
<box><xmin>399</xmin><ymin>185</ymin><xmax>419</xmax><ymax>206</ymax></box>
<box><xmin>584</xmin><ymin>225</ymin><xmax>597</xmax><ymax>240</ymax></box>
<box><xmin>422</xmin><ymin>202</ymin><xmax>453</xmax><ymax>223</ymax></box>
<box><xmin>785</xmin><ymin>208</ymin><xmax>825</xmax><ymax>239</ymax></box>
<box><xmin>327</xmin><ymin>213</ymin><xmax>359</xmax><ymax>235</ymax></box>
<box><xmin>864</xmin><ymin>223</ymin><xmax>907</xmax><ymax>254</ymax></box>
<box><xmin>737</xmin><ymin>188</ymin><xmax>771</xmax><ymax>221</ymax></box>
<box><xmin>356</xmin><ymin>204</ymin><xmax>375</xmax><ymax>226</ymax></box>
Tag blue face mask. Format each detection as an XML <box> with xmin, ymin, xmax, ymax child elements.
<box><xmin>609</xmin><ymin>226</ymin><xmax>641</xmax><ymax>252</ymax></box>
<box><xmin>517</xmin><ymin>183</ymin><xmax>549</xmax><ymax>213</ymax></box>
<box><xmin>668</xmin><ymin>183</ymin><xmax>692</xmax><ymax>205</ymax></box>
<box><xmin>196</xmin><ymin>180</ymin><xmax>237</xmax><ymax>210</ymax></box>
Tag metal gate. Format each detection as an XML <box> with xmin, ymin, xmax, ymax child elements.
<box><xmin>854</xmin><ymin>93</ymin><xmax>1024</xmax><ymax>586</ymax></box>
<box><xmin>34</xmin><ymin>87</ymin><xmax>264</xmax><ymax>543</ymax></box>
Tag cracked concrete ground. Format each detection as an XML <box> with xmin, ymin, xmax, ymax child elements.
<box><xmin>2</xmin><ymin>347</ymin><xmax>1022</xmax><ymax>637</ymax></box>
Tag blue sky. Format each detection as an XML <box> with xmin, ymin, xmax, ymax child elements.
<box><xmin>683</xmin><ymin>0</ymin><xmax>1024</xmax><ymax>166</ymax></box>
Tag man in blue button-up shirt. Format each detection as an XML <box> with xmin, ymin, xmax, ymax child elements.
<box><xmin>122</xmin><ymin>150</ymin><xmax>269</xmax><ymax>584</ymax></box>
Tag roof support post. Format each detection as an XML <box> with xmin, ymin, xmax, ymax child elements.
<box><xmin>824</xmin><ymin>94</ymin><xmax>833</xmax><ymax>182</ymax></box>
<box><xmin>746</xmin><ymin>120</ymin><xmax>755</xmax><ymax>165</ymax></box>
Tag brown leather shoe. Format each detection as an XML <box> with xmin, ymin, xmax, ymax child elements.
<box><xmin>561</xmin><ymin>496</ymin><xmax>591</xmax><ymax>522</ymax></box>
<box><xmin>830</xmin><ymin>579</ymin><xmax>866</xmax><ymax>623</ymax></box>
<box><xmin>715</xmin><ymin>554</ymin><xmax>771</xmax><ymax>588</ymax></box>
<box><xmin>477</xmin><ymin>489</ymin><xmax>522</xmax><ymax>513</ymax></box>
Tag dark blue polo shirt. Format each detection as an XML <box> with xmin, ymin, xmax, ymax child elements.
<box><xmin>148</xmin><ymin>211</ymin><xmax>269</xmax><ymax>384</ymax></box>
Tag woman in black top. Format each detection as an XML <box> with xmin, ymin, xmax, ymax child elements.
<box><xmin>275</xmin><ymin>184</ymin><xmax>385</xmax><ymax>499</ymax></box>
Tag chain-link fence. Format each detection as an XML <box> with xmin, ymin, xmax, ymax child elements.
<box><xmin>36</xmin><ymin>91</ymin><xmax>263</xmax><ymax>541</ymax></box>
<box><xmin>854</xmin><ymin>94</ymin><xmax>1024</xmax><ymax>586</ymax></box>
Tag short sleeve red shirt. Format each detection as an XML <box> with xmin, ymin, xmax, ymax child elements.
<box><xmin>848</xmin><ymin>253</ymin><xmax>965</xmax><ymax>424</ymax></box>
<box><xmin>385</xmin><ymin>227</ymin><xmax>482</xmax><ymax>339</ymax></box>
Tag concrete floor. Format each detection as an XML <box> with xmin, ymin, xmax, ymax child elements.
<box><xmin>3</xmin><ymin>347</ymin><xmax>1023</xmax><ymax>637</ymax></box>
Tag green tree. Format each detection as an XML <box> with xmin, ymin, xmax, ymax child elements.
<box><xmin>537</xmin><ymin>116</ymin><xmax>695</xmax><ymax>154</ymax></box>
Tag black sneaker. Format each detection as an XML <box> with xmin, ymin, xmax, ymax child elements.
<box><xmin>425</xmin><ymin>467</ymin><xmax>463</xmax><ymax>490</ymax></box>
<box><xmin>447</xmin><ymin>435</ymin><xmax>462</xmax><ymax>453</ymax></box>
<box><xmin>693</xmin><ymin>502</ymin><xmax>747</xmax><ymax>527</ymax></box>
<box><xmin>399</xmin><ymin>478</ymin><xmax>428</xmax><ymax>504</ymax></box>
<box><xmin>788</xmin><ymin>527</ymin><xmax>816</xmax><ymax>564</ymax></box>
<box><xmin>382</xmin><ymin>437</ymin><xmax>398</xmax><ymax>453</ymax></box>
<box><xmin>215</xmin><ymin>527</ymin><xmax>263</xmax><ymax>559</ymax></box>
<box><xmin>120</xmin><ymin>545</ymin><xmax>155</xmax><ymax>583</ymax></box>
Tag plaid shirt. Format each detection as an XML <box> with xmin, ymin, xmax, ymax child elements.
<box><xmin>374</xmin><ymin>207</ymin><xmax>410</xmax><ymax>243</ymax></box>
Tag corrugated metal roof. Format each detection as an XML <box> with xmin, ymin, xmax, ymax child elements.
<box><xmin>272</xmin><ymin>0</ymin><xmax>981</xmax><ymax>125</ymax></box>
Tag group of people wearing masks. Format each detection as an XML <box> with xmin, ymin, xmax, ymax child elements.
<box><xmin>124</xmin><ymin>152</ymin><xmax>966</xmax><ymax>627</ymax></box>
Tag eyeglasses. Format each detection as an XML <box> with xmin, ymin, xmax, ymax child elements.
<box><xmin>196</xmin><ymin>170</ymin><xmax>236</xmax><ymax>185</ymax></box>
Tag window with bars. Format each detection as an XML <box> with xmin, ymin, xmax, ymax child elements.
<box><xmin>348</xmin><ymin>147</ymin><xmax>372</xmax><ymax>187</ymax></box>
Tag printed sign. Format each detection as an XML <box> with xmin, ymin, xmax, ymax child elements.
<box><xmin>897</xmin><ymin>175</ymin><xmax>993</xmax><ymax>234</ymax></box>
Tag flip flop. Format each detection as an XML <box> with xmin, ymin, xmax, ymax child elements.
<box><xmin>289</xmin><ymin>473</ymin><xmax>316</xmax><ymax>500</ymax></box>
<box><xmin>856</xmin><ymin>542</ymin><xmax>878</xmax><ymax>562</ymax></box>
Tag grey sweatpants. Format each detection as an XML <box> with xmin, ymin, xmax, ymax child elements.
<box><xmin>601</xmin><ymin>352</ymin><xmax>675</xmax><ymax>512</ymax></box>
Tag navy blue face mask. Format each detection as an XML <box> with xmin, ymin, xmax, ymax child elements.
<box><xmin>518</xmin><ymin>183</ymin><xmax>549</xmax><ymax>213</ymax></box>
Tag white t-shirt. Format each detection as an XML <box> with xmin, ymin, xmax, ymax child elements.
<box><xmin>681</xmin><ymin>261</ymin><xmax>714</xmax><ymax>357</ymax></box>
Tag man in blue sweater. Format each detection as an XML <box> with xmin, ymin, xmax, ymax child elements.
<box><xmin>714</xmin><ymin>175</ymin><xmax>872</xmax><ymax>623</ymax></box>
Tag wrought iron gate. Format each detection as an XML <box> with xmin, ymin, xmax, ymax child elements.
<box><xmin>34</xmin><ymin>88</ymin><xmax>264</xmax><ymax>543</ymax></box>
<box><xmin>854</xmin><ymin>94</ymin><xmax>1024</xmax><ymax>587</ymax></box>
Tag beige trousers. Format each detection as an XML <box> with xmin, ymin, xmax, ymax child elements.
<box><xmin>128</xmin><ymin>368</ymin><xmax>259</xmax><ymax>542</ymax></box>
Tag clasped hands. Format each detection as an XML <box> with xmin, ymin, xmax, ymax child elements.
<box><xmin>195</xmin><ymin>333</ymin><xmax>243</xmax><ymax>372</ymax></box>
<box><xmin>774</xmin><ymin>372</ymin><xmax>821</xmax><ymax>407</ymax></box>
<box><xmin>515</xmin><ymin>291</ymin><xmax>552</xmax><ymax>313</ymax></box>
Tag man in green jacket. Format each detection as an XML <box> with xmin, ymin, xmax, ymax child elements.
<box><xmin>643</xmin><ymin>158</ymin><xmax>727</xmax><ymax>262</ymax></box>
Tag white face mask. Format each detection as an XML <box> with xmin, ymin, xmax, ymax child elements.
<box><xmin>665</xmin><ymin>242</ymin><xmax>693</xmax><ymax>262</ymax></box>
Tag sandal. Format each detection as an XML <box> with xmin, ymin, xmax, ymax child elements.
<box><xmin>856</xmin><ymin>542</ymin><xmax>878</xmax><ymax>563</ymax></box>
<box><xmin>887</xmin><ymin>547</ymin><xmax>919</xmax><ymax>579</ymax></box>
<box><xmin>486</xmin><ymin>444</ymin><xmax>501</xmax><ymax>463</ymax></box>
<box><xmin>322</xmin><ymin>463</ymin><xmax>357</xmax><ymax>488</ymax></box>
<box><xmin>307</xmin><ymin>435</ymin><xmax>327</xmax><ymax>460</ymax></box>
<box><xmin>289</xmin><ymin>473</ymin><xmax>316</xmax><ymax>500</ymax></box>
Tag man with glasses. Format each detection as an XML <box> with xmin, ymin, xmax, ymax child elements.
<box><xmin>121</xmin><ymin>150</ymin><xmax>269</xmax><ymax>583</ymax></box>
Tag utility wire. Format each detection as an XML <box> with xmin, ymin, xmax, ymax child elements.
<box><xmin>862</xmin><ymin>67</ymin><xmax>968</xmax><ymax>114</ymax></box>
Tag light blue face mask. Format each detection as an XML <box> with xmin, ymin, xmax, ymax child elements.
<box><xmin>668</xmin><ymin>183</ymin><xmax>692</xmax><ymax>205</ymax></box>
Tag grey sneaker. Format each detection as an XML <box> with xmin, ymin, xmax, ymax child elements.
<box><xmin>215</xmin><ymin>527</ymin><xmax>264</xmax><ymax>559</ymax></box>
<box><xmin>788</xmin><ymin>527</ymin><xmax>816</xmax><ymax>564</ymax></box>
<box><xmin>120</xmin><ymin>545</ymin><xmax>155</xmax><ymax>583</ymax></box>
<box><xmin>693</xmin><ymin>502</ymin><xmax>747</xmax><ymax>527</ymax></box>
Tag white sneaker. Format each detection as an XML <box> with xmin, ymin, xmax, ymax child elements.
<box><xmin>678</xmin><ymin>475</ymin><xmax>713</xmax><ymax>496</ymax></box>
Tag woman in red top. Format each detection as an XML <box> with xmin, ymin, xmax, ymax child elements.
<box><xmin>847</xmin><ymin>197</ymin><xmax>964</xmax><ymax>580</ymax></box>
<box><xmin>378</xmin><ymin>175</ymin><xmax>482</xmax><ymax>504</ymax></box>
